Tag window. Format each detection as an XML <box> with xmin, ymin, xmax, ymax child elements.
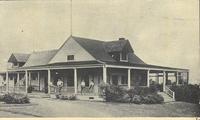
<box><xmin>120</xmin><ymin>51</ymin><xmax>128</xmax><ymax>61</ymax></box>
<box><xmin>112</xmin><ymin>75</ymin><xmax>118</xmax><ymax>85</ymax></box>
<box><xmin>121</xmin><ymin>75</ymin><xmax>128</xmax><ymax>85</ymax></box>
<box><xmin>84</xmin><ymin>75</ymin><xmax>89</xmax><ymax>87</ymax></box>
<box><xmin>67</xmin><ymin>55</ymin><xmax>74</xmax><ymax>61</ymax></box>
<box><xmin>109</xmin><ymin>52</ymin><xmax>120</xmax><ymax>61</ymax></box>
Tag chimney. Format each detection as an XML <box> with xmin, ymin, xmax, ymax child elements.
<box><xmin>119</xmin><ymin>37</ymin><xmax>126</xmax><ymax>41</ymax></box>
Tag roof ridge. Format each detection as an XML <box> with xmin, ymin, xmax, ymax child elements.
<box><xmin>32</xmin><ymin>49</ymin><xmax>58</xmax><ymax>53</ymax></box>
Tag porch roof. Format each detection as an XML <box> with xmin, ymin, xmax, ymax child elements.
<box><xmin>105</xmin><ymin>61</ymin><xmax>189</xmax><ymax>72</ymax></box>
<box><xmin>8</xmin><ymin>60</ymin><xmax>188</xmax><ymax>72</ymax></box>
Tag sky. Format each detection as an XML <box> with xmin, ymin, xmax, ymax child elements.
<box><xmin>0</xmin><ymin>0</ymin><xmax>199</xmax><ymax>84</ymax></box>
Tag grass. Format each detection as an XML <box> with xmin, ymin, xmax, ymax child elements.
<box><xmin>0</xmin><ymin>98</ymin><xmax>199</xmax><ymax>117</ymax></box>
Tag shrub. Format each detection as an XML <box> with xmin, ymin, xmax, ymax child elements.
<box><xmin>68</xmin><ymin>95</ymin><xmax>76</xmax><ymax>100</ymax></box>
<box><xmin>27</xmin><ymin>86</ymin><xmax>33</xmax><ymax>93</ymax></box>
<box><xmin>56</xmin><ymin>94</ymin><xmax>76</xmax><ymax>100</ymax></box>
<box><xmin>99</xmin><ymin>84</ymin><xmax>163</xmax><ymax>104</ymax></box>
<box><xmin>99</xmin><ymin>84</ymin><xmax>127</xmax><ymax>102</ymax></box>
<box><xmin>170</xmin><ymin>84</ymin><xmax>200</xmax><ymax>104</ymax></box>
<box><xmin>141</xmin><ymin>94</ymin><xmax>164</xmax><ymax>104</ymax></box>
<box><xmin>132</xmin><ymin>95</ymin><xmax>142</xmax><ymax>104</ymax></box>
<box><xmin>3</xmin><ymin>93</ymin><xmax>30</xmax><ymax>104</ymax></box>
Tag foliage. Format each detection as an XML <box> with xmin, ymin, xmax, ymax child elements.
<box><xmin>27</xmin><ymin>86</ymin><xmax>33</xmax><ymax>93</ymax></box>
<box><xmin>170</xmin><ymin>84</ymin><xmax>200</xmax><ymax>104</ymax></box>
<box><xmin>3</xmin><ymin>93</ymin><xmax>30</xmax><ymax>104</ymax></box>
<box><xmin>56</xmin><ymin>94</ymin><xmax>77</xmax><ymax>100</ymax></box>
<box><xmin>99</xmin><ymin>84</ymin><xmax>164</xmax><ymax>104</ymax></box>
<box><xmin>99</xmin><ymin>83</ymin><xmax>127</xmax><ymax>102</ymax></box>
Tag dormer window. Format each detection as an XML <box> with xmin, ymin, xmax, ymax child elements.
<box><xmin>120</xmin><ymin>51</ymin><xmax>128</xmax><ymax>62</ymax></box>
<box><xmin>67</xmin><ymin>55</ymin><xmax>74</xmax><ymax>61</ymax></box>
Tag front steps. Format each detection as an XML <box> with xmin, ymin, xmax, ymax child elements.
<box><xmin>158</xmin><ymin>92</ymin><xmax>175</xmax><ymax>103</ymax></box>
<box><xmin>76</xmin><ymin>94</ymin><xmax>104</xmax><ymax>101</ymax></box>
<box><xmin>27</xmin><ymin>92</ymin><xmax>50</xmax><ymax>98</ymax></box>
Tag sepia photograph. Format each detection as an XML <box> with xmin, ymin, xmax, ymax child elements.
<box><xmin>0</xmin><ymin>0</ymin><xmax>199</xmax><ymax>118</ymax></box>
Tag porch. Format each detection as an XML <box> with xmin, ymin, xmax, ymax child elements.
<box><xmin>2</xmin><ymin>63</ymin><xmax>189</xmax><ymax>101</ymax></box>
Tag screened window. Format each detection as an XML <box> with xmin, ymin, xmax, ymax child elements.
<box><xmin>67</xmin><ymin>55</ymin><xmax>74</xmax><ymax>61</ymax></box>
<box><xmin>112</xmin><ymin>75</ymin><xmax>118</xmax><ymax>85</ymax></box>
<box><xmin>121</xmin><ymin>75</ymin><xmax>128</xmax><ymax>85</ymax></box>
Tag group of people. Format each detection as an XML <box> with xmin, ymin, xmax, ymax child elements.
<box><xmin>80</xmin><ymin>80</ymin><xmax>95</xmax><ymax>94</ymax></box>
<box><xmin>51</xmin><ymin>78</ymin><xmax>95</xmax><ymax>94</ymax></box>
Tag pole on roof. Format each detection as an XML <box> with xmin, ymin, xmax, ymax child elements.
<box><xmin>70</xmin><ymin>0</ymin><xmax>73</xmax><ymax>36</ymax></box>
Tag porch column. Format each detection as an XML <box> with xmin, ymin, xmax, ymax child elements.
<box><xmin>74</xmin><ymin>68</ymin><xmax>77</xmax><ymax>94</ymax></box>
<box><xmin>186</xmin><ymin>71</ymin><xmax>189</xmax><ymax>84</ymax></box>
<box><xmin>103</xmin><ymin>65</ymin><xmax>107</xmax><ymax>83</ymax></box>
<box><xmin>176</xmin><ymin>71</ymin><xmax>179</xmax><ymax>85</ymax></box>
<box><xmin>17</xmin><ymin>72</ymin><xmax>20</xmax><ymax>92</ymax></box>
<box><xmin>28</xmin><ymin>72</ymin><xmax>31</xmax><ymax>86</ymax></box>
<box><xmin>6</xmin><ymin>71</ymin><xmax>9</xmax><ymax>92</ymax></box>
<box><xmin>25</xmin><ymin>70</ymin><xmax>28</xmax><ymax>93</ymax></box>
<box><xmin>37</xmin><ymin>72</ymin><xmax>40</xmax><ymax>91</ymax></box>
<box><xmin>47</xmin><ymin>69</ymin><xmax>51</xmax><ymax>94</ymax></box>
<box><xmin>147</xmin><ymin>70</ymin><xmax>150</xmax><ymax>87</ymax></box>
<box><xmin>128</xmin><ymin>68</ymin><xmax>131</xmax><ymax>89</ymax></box>
<box><xmin>163</xmin><ymin>71</ymin><xmax>166</xmax><ymax>92</ymax></box>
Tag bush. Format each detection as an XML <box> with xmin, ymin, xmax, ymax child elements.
<box><xmin>99</xmin><ymin>84</ymin><xmax>163</xmax><ymax>104</ymax></box>
<box><xmin>99</xmin><ymin>84</ymin><xmax>127</xmax><ymax>102</ymax></box>
<box><xmin>170</xmin><ymin>84</ymin><xmax>200</xmax><ymax>104</ymax></box>
<box><xmin>3</xmin><ymin>93</ymin><xmax>30</xmax><ymax>104</ymax></box>
<box><xmin>141</xmin><ymin>94</ymin><xmax>164</xmax><ymax>104</ymax></box>
<box><xmin>56</xmin><ymin>94</ymin><xmax>77</xmax><ymax>100</ymax></box>
<box><xmin>27</xmin><ymin>86</ymin><xmax>33</xmax><ymax>93</ymax></box>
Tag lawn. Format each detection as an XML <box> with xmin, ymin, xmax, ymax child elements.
<box><xmin>0</xmin><ymin>98</ymin><xmax>199</xmax><ymax>117</ymax></box>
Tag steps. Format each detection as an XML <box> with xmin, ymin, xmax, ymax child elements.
<box><xmin>27</xmin><ymin>92</ymin><xmax>50</xmax><ymax>98</ymax></box>
<box><xmin>158</xmin><ymin>92</ymin><xmax>175</xmax><ymax>103</ymax></box>
<box><xmin>76</xmin><ymin>94</ymin><xmax>104</xmax><ymax>101</ymax></box>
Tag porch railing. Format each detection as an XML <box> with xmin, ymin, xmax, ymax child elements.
<box><xmin>164</xmin><ymin>86</ymin><xmax>175</xmax><ymax>100</ymax></box>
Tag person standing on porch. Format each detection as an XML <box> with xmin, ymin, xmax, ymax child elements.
<box><xmin>57</xmin><ymin>79</ymin><xmax>63</xmax><ymax>95</ymax></box>
<box><xmin>89</xmin><ymin>80</ymin><xmax>95</xmax><ymax>92</ymax></box>
<box><xmin>80</xmin><ymin>80</ymin><xmax>85</xmax><ymax>94</ymax></box>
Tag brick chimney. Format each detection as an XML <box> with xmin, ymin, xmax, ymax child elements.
<box><xmin>119</xmin><ymin>38</ymin><xmax>126</xmax><ymax>41</ymax></box>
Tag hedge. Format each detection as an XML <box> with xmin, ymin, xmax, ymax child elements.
<box><xmin>170</xmin><ymin>84</ymin><xmax>200</xmax><ymax>104</ymax></box>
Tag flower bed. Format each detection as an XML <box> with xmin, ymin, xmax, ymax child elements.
<box><xmin>0</xmin><ymin>93</ymin><xmax>30</xmax><ymax>104</ymax></box>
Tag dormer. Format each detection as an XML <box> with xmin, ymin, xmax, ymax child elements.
<box><xmin>104</xmin><ymin>38</ymin><xmax>134</xmax><ymax>62</ymax></box>
<box><xmin>7</xmin><ymin>53</ymin><xmax>30</xmax><ymax>68</ymax></box>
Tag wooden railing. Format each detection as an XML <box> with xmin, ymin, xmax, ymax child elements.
<box><xmin>165</xmin><ymin>86</ymin><xmax>175</xmax><ymax>100</ymax></box>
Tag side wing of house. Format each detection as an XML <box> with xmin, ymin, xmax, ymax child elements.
<box><xmin>49</xmin><ymin>37</ymin><xmax>96</xmax><ymax>64</ymax></box>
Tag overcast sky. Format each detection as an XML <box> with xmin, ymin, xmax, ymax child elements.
<box><xmin>0</xmin><ymin>0</ymin><xmax>199</xmax><ymax>84</ymax></box>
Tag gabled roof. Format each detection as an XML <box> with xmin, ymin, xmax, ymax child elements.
<box><xmin>128</xmin><ymin>53</ymin><xmax>146</xmax><ymax>64</ymax></box>
<box><xmin>23</xmin><ymin>49</ymin><xmax>58</xmax><ymax>67</ymax></box>
<box><xmin>8</xmin><ymin>53</ymin><xmax>30</xmax><ymax>63</ymax></box>
<box><xmin>72</xmin><ymin>36</ymin><xmax>144</xmax><ymax>64</ymax></box>
<box><xmin>72</xmin><ymin>36</ymin><xmax>115</xmax><ymax>62</ymax></box>
<box><xmin>104</xmin><ymin>40</ymin><xmax>134</xmax><ymax>53</ymax></box>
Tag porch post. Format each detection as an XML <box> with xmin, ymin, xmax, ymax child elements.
<box><xmin>147</xmin><ymin>70</ymin><xmax>150</xmax><ymax>87</ymax></box>
<box><xmin>103</xmin><ymin>65</ymin><xmax>107</xmax><ymax>83</ymax></box>
<box><xmin>6</xmin><ymin>71</ymin><xmax>9</xmax><ymax>92</ymax></box>
<box><xmin>25</xmin><ymin>70</ymin><xmax>28</xmax><ymax>93</ymax></box>
<box><xmin>176</xmin><ymin>71</ymin><xmax>179</xmax><ymax>85</ymax></box>
<box><xmin>163</xmin><ymin>71</ymin><xmax>166</xmax><ymax>92</ymax></box>
<box><xmin>47</xmin><ymin>69</ymin><xmax>51</xmax><ymax>94</ymax></box>
<box><xmin>28</xmin><ymin>72</ymin><xmax>31</xmax><ymax>86</ymax></box>
<box><xmin>74</xmin><ymin>68</ymin><xmax>77</xmax><ymax>94</ymax></box>
<box><xmin>128</xmin><ymin>68</ymin><xmax>131</xmax><ymax>89</ymax></box>
<box><xmin>186</xmin><ymin>71</ymin><xmax>189</xmax><ymax>84</ymax></box>
<box><xmin>17</xmin><ymin>72</ymin><xmax>20</xmax><ymax>92</ymax></box>
<box><xmin>37</xmin><ymin>72</ymin><xmax>40</xmax><ymax>91</ymax></box>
